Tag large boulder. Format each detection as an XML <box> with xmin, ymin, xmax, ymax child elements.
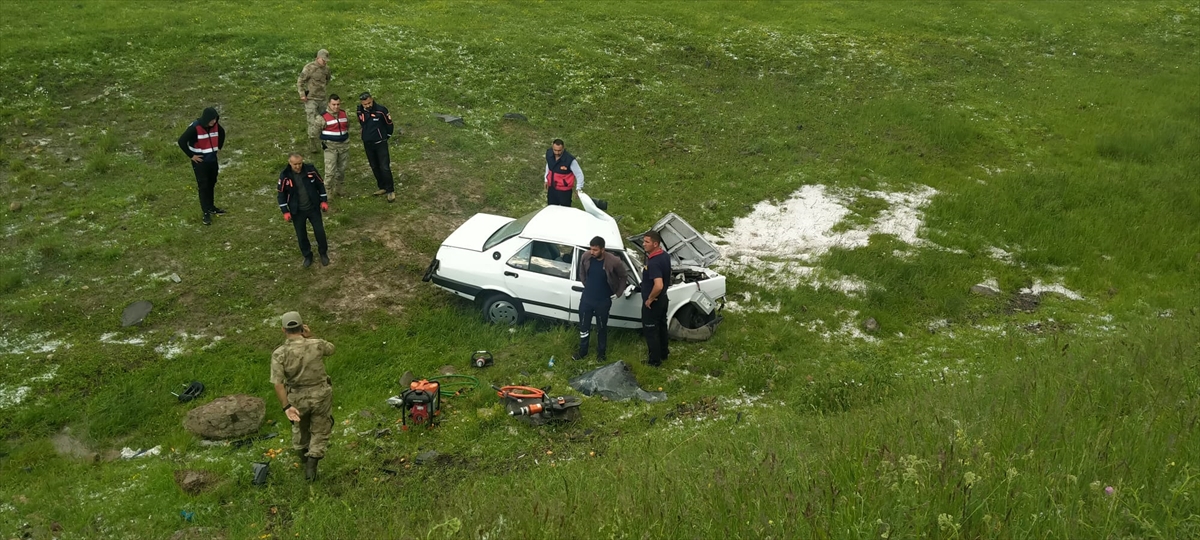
<box><xmin>183</xmin><ymin>394</ymin><xmax>265</xmax><ymax>440</ymax></box>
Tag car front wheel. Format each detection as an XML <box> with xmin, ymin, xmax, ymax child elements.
<box><xmin>481</xmin><ymin>294</ymin><xmax>524</xmax><ymax>325</ymax></box>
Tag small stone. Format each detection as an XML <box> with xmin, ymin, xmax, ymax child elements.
<box><xmin>169</xmin><ymin>273</ymin><xmax>181</xmax><ymax>283</ymax></box>
<box><xmin>8</xmin><ymin>202</ymin><xmax>20</xmax><ymax>212</ymax></box>
<box><xmin>414</xmin><ymin>450</ymin><xmax>438</xmax><ymax>464</ymax></box>
<box><xmin>502</xmin><ymin>112</ymin><xmax>527</xmax><ymax>122</ymax></box>
<box><xmin>862</xmin><ymin>317</ymin><xmax>880</xmax><ymax>333</ymax></box>
<box><xmin>62</xmin><ymin>182</ymin><xmax>77</xmax><ymax>188</ymax></box>
<box><xmin>433</xmin><ymin>114</ymin><xmax>464</xmax><ymax>126</ymax></box>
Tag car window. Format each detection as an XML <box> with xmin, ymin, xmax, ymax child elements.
<box><xmin>484</xmin><ymin>210</ymin><xmax>538</xmax><ymax>251</ymax></box>
<box><xmin>508</xmin><ymin>240</ymin><xmax>572</xmax><ymax>279</ymax></box>
<box><xmin>618</xmin><ymin>251</ymin><xmax>640</xmax><ymax>286</ymax></box>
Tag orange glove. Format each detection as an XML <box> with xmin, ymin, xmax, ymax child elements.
<box><xmin>320</xmin><ymin>202</ymin><xmax>329</xmax><ymax>212</ymax></box>
<box><xmin>283</xmin><ymin>212</ymin><xmax>292</xmax><ymax>222</ymax></box>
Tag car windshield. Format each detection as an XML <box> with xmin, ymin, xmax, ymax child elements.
<box><xmin>483</xmin><ymin>210</ymin><xmax>537</xmax><ymax>250</ymax></box>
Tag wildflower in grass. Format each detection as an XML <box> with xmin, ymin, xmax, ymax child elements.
<box><xmin>1105</xmin><ymin>486</ymin><xmax>1115</xmax><ymax>496</ymax></box>
<box><xmin>937</xmin><ymin>513</ymin><xmax>960</xmax><ymax>533</ymax></box>
<box><xmin>964</xmin><ymin>471</ymin><xmax>978</xmax><ymax>489</ymax></box>
<box><xmin>1005</xmin><ymin>467</ymin><xmax>1018</xmax><ymax>480</ymax></box>
<box><xmin>1090</xmin><ymin>480</ymin><xmax>1102</xmax><ymax>491</ymax></box>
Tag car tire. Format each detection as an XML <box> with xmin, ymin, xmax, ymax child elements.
<box><xmin>668</xmin><ymin>304</ymin><xmax>720</xmax><ymax>342</ymax></box>
<box><xmin>481</xmin><ymin>294</ymin><xmax>524</xmax><ymax>325</ymax></box>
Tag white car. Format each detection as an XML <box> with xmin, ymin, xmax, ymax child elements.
<box><xmin>422</xmin><ymin>193</ymin><xmax>725</xmax><ymax>340</ymax></box>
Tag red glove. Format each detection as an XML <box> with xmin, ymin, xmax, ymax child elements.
<box><xmin>283</xmin><ymin>212</ymin><xmax>292</xmax><ymax>222</ymax></box>
<box><xmin>320</xmin><ymin>202</ymin><xmax>329</xmax><ymax>212</ymax></box>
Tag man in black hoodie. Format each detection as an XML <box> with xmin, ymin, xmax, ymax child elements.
<box><xmin>177</xmin><ymin>107</ymin><xmax>226</xmax><ymax>225</ymax></box>
<box><xmin>356</xmin><ymin>92</ymin><xmax>396</xmax><ymax>202</ymax></box>
<box><xmin>276</xmin><ymin>153</ymin><xmax>331</xmax><ymax>267</ymax></box>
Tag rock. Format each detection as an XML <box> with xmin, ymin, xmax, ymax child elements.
<box><xmin>437</xmin><ymin>365</ymin><xmax>457</xmax><ymax>375</ymax></box>
<box><xmin>8</xmin><ymin>202</ymin><xmax>20</xmax><ymax>212</ymax></box>
<box><xmin>970</xmin><ymin>284</ymin><xmax>1000</xmax><ymax>296</ymax></box>
<box><xmin>168</xmin><ymin>527</ymin><xmax>228</xmax><ymax>540</ymax></box>
<box><xmin>862</xmin><ymin>317</ymin><xmax>880</xmax><ymax>333</ymax></box>
<box><xmin>51</xmin><ymin>427</ymin><xmax>98</xmax><ymax>462</ymax></box>
<box><xmin>502</xmin><ymin>112</ymin><xmax>527</xmax><ymax>122</ymax></box>
<box><xmin>120</xmin><ymin>300</ymin><xmax>153</xmax><ymax>327</ymax></box>
<box><xmin>414</xmin><ymin>450</ymin><xmax>438</xmax><ymax>464</ymax></box>
<box><xmin>62</xmin><ymin>182</ymin><xmax>77</xmax><ymax>188</ymax></box>
<box><xmin>183</xmin><ymin>394</ymin><xmax>265</xmax><ymax>440</ymax></box>
<box><xmin>174</xmin><ymin>469</ymin><xmax>219</xmax><ymax>495</ymax></box>
<box><xmin>169</xmin><ymin>273</ymin><xmax>181</xmax><ymax>283</ymax></box>
<box><xmin>433</xmin><ymin>114</ymin><xmax>464</xmax><ymax>126</ymax></box>
<box><xmin>398</xmin><ymin>370</ymin><xmax>415</xmax><ymax>388</ymax></box>
<box><xmin>702</xmin><ymin>199</ymin><xmax>719</xmax><ymax>210</ymax></box>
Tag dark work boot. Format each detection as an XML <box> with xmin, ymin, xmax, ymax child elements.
<box><xmin>304</xmin><ymin>457</ymin><xmax>320</xmax><ymax>481</ymax></box>
<box><xmin>209</xmin><ymin>206</ymin><xmax>226</xmax><ymax>215</ymax></box>
<box><xmin>295</xmin><ymin>449</ymin><xmax>309</xmax><ymax>465</ymax></box>
<box><xmin>320</xmin><ymin>254</ymin><xmax>330</xmax><ymax>267</ymax></box>
<box><xmin>303</xmin><ymin>256</ymin><xmax>313</xmax><ymax>268</ymax></box>
<box><xmin>202</xmin><ymin>212</ymin><xmax>212</xmax><ymax>226</ymax></box>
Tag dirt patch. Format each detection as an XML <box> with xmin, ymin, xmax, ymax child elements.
<box><xmin>51</xmin><ymin>427</ymin><xmax>99</xmax><ymax>462</ymax></box>
<box><xmin>666</xmin><ymin>396</ymin><xmax>720</xmax><ymax>420</ymax></box>
<box><xmin>1006</xmin><ymin>293</ymin><xmax>1040</xmax><ymax>314</ymax></box>
<box><xmin>173</xmin><ymin>469</ymin><xmax>221</xmax><ymax>495</ymax></box>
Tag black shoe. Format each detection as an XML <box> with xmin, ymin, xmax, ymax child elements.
<box><xmin>571</xmin><ymin>353</ymin><xmax>587</xmax><ymax>361</ymax></box>
<box><xmin>597</xmin><ymin>353</ymin><xmax>607</xmax><ymax>362</ymax></box>
<box><xmin>304</xmin><ymin>457</ymin><xmax>320</xmax><ymax>481</ymax></box>
<box><xmin>202</xmin><ymin>213</ymin><xmax>212</xmax><ymax>226</ymax></box>
<box><xmin>303</xmin><ymin>256</ymin><xmax>313</xmax><ymax>268</ymax></box>
<box><xmin>209</xmin><ymin>207</ymin><xmax>226</xmax><ymax>215</ymax></box>
<box><xmin>320</xmin><ymin>254</ymin><xmax>330</xmax><ymax>266</ymax></box>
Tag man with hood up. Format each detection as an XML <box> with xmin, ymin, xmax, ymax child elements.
<box><xmin>177</xmin><ymin>107</ymin><xmax>227</xmax><ymax>225</ymax></box>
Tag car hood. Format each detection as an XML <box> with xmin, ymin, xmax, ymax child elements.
<box><xmin>441</xmin><ymin>213</ymin><xmax>515</xmax><ymax>251</ymax></box>
<box><xmin>627</xmin><ymin>213</ymin><xmax>720</xmax><ymax>268</ymax></box>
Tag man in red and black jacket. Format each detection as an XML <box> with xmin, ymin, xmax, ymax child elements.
<box><xmin>356</xmin><ymin>92</ymin><xmax>396</xmax><ymax>202</ymax></box>
<box><xmin>277</xmin><ymin>153</ymin><xmax>331</xmax><ymax>267</ymax></box>
<box><xmin>544</xmin><ymin>139</ymin><xmax>584</xmax><ymax>207</ymax></box>
<box><xmin>177</xmin><ymin>107</ymin><xmax>226</xmax><ymax>225</ymax></box>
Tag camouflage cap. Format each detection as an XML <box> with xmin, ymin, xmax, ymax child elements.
<box><xmin>281</xmin><ymin>311</ymin><xmax>303</xmax><ymax>329</ymax></box>
<box><xmin>316</xmin><ymin>49</ymin><xmax>330</xmax><ymax>60</ymax></box>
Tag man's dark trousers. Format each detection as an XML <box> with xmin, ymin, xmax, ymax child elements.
<box><xmin>547</xmin><ymin>188</ymin><xmax>572</xmax><ymax>207</ymax></box>
<box><xmin>291</xmin><ymin>208</ymin><xmax>328</xmax><ymax>259</ymax></box>
<box><xmin>364</xmin><ymin>141</ymin><xmax>394</xmax><ymax>192</ymax></box>
<box><xmin>577</xmin><ymin>297</ymin><xmax>612</xmax><ymax>358</ymax></box>
<box><xmin>192</xmin><ymin>160</ymin><xmax>219</xmax><ymax>213</ymax></box>
<box><xmin>642</xmin><ymin>298</ymin><xmax>669</xmax><ymax>365</ymax></box>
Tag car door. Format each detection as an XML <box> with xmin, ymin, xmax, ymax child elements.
<box><xmin>503</xmin><ymin>240</ymin><xmax>577</xmax><ymax>322</ymax></box>
<box><xmin>606</xmin><ymin>250</ymin><xmax>644</xmax><ymax>329</ymax></box>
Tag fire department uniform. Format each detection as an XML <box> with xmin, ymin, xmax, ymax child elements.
<box><xmin>176</xmin><ymin>107</ymin><xmax>226</xmax><ymax>222</ymax></box>
<box><xmin>320</xmin><ymin>108</ymin><xmax>350</xmax><ymax>197</ymax></box>
<box><xmin>545</xmin><ymin>148</ymin><xmax>584</xmax><ymax>207</ymax></box>
<box><xmin>276</xmin><ymin>162</ymin><xmax>330</xmax><ymax>262</ymax></box>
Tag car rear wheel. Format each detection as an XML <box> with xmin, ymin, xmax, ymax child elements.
<box><xmin>481</xmin><ymin>294</ymin><xmax>524</xmax><ymax>325</ymax></box>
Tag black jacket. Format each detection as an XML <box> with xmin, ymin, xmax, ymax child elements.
<box><xmin>276</xmin><ymin>163</ymin><xmax>327</xmax><ymax>214</ymax></box>
<box><xmin>356</xmin><ymin>102</ymin><xmax>394</xmax><ymax>144</ymax></box>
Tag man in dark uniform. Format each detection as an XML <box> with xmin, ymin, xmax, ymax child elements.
<box><xmin>276</xmin><ymin>153</ymin><xmax>331</xmax><ymax>267</ymax></box>
<box><xmin>574</xmin><ymin>236</ymin><xmax>628</xmax><ymax>361</ymax></box>
<box><xmin>544</xmin><ymin>139</ymin><xmax>584</xmax><ymax>207</ymax></box>
<box><xmin>640</xmin><ymin>230</ymin><xmax>671</xmax><ymax>366</ymax></box>
<box><xmin>177</xmin><ymin>107</ymin><xmax>226</xmax><ymax>225</ymax></box>
<box><xmin>356</xmin><ymin>92</ymin><xmax>396</xmax><ymax>203</ymax></box>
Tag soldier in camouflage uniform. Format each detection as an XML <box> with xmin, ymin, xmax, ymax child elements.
<box><xmin>271</xmin><ymin>311</ymin><xmax>335</xmax><ymax>481</ymax></box>
<box><xmin>297</xmin><ymin>49</ymin><xmax>332</xmax><ymax>155</ymax></box>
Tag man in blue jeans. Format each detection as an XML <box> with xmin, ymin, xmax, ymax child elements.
<box><xmin>640</xmin><ymin>230</ymin><xmax>671</xmax><ymax>366</ymax></box>
<box><xmin>574</xmin><ymin>236</ymin><xmax>627</xmax><ymax>361</ymax></box>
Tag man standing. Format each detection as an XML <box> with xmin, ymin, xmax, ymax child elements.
<box><xmin>271</xmin><ymin>311</ymin><xmax>335</xmax><ymax>482</ymax></box>
<box><xmin>276</xmin><ymin>153</ymin><xmax>331</xmax><ymax>267</ymax></box>
<box><xmin>544</xmin><ymin>139</ymin><xmax>584</xmax><ymax>207</ymax></box>
<box><xmin>176</xmin><ymin>107</ymin><xmax>226</xmax><ymax>226</ymax></box>
<box><xmin>297</xmin><ymin>49</ymin><xmax>332</xmax><ymax>155</ymax></box>
<box><xmin>574</xmin><ymin>236</ymin><xmax>628</xmax><ymax>361</ymax></box>
<box><xmin>640</xmin><ymin>230</ymin><xmax>671</xmax><ymax>367</ymax></box>
<box><xmin>356</xmin><ymin>92</ymin><xmax>396</xmax><ymax>202</ymax></box>
<box><xmin>319</xmin><ymin>94</ymin><xmax>350</xmax><ymax>199</ymax></box>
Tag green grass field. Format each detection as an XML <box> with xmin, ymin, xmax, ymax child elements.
<box><xmin>1</xmin><ymin>1</ymin><xmax>1198</xmax><ymax>538</ymax></box>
